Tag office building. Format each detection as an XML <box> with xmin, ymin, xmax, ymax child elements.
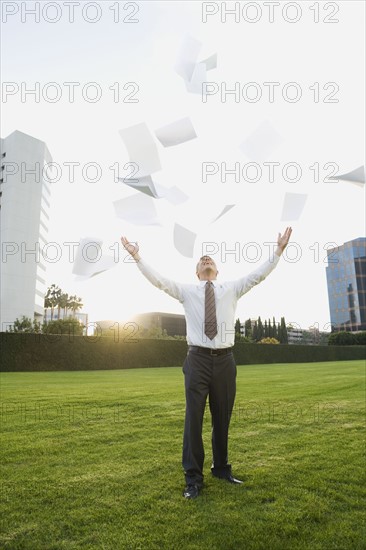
<box><xmin>326</xmin><ymin>237</ymin><xmax>366</xmax><ymax>331</ymax></box>
<box><xmin>0</xmin><ymin>130</ymin><xmax>52</xmax><ymax>330</ymax></box>
<box><xmin>132</xmin><ymin>312</ymin><xmax>187</xmax><ymax>337</ymax></box>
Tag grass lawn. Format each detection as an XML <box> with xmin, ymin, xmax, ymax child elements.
<box><xmin>1</xmin><ymin>360</ymin><xmax>365</xmax><ymax>549</ymax></box>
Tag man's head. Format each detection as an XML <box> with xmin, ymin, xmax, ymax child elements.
<box><xmin>196</xmin><ymin>255</ymin><xmax>218</xmax><ymax>281</ymax></box>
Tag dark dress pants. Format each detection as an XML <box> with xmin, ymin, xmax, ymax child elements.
<box><xmin>182</xmin><ymin>349</ymin><xmax>237</xmax><ymax>487</ymax></box>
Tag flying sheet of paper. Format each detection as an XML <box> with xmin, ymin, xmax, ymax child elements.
<box><xmin>118</xmin><ymin>175</ymin><xmax>161</xmax><ymax>199</ymax></box>
<box><xmin>211</xmin><ymin>204</ymin><xmax>235</xmax><ymax>223</ymax></box>
<box><xmin>119</xmin><ymin>123</ymin><xmax>162</xmax><ymax>178</ymax></box>
<box><xmin>200</xmin><ymin>53</ymin><xmax>217</xmax><ymax>71</ymax></box>
<box><xmin>175</xmin><ymin>34</ymin><xmax>202</xmax><ymax>82</ymax></box>
<box><xmin>280</xmin><ymin>193</ymin><xmax>308</xmax><ymax>221</ymax></box>
<box><xmin>74</xmin><ymin>256</ymin><xmax>116</xmax><ymax>281</ymax></box>
<box><xmin>173</xmin><ymin>223</ymin><xmax>197</xmax><ymax>258</ymax></box>
<box><xmin>239</xmin><ymin>120</ymin><xmax>284</xmax><ymax>162</ymax></box>
<box><xmin>154</xmin><ymin>117</ymin><xmax>197</xmax><ymax>147</ymax></box>
<box><xmin>329</xmin><ymin>165</ymin><xmax>365</xmax><ymax>187</ymax></box>
<box><xmin>119</xmin><ymin>176</ymin><xmax>188</xmax><ymax>205</ymax></box>
<box><xmin>185</xmin><ymin>62</ymin><xmax>207</xmax><ymax>94</ymax></box>
<box><xmin>72</xmin><ymin>237</ymin><xmax>115</xmax><ymax>279</ymax></box>
<box><xmin>113</xmin><ymin>193</ymin><xmax>160</xmax><ymax>226</ymax></box>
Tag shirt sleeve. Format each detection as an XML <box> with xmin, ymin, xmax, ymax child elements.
<box><xmin>233</xmin><ymin>252</ymin><xmax>281</xmax><ymax>299</ymax></box>
<box><xmin>135</xmin><ymin>258</ymin><xmax>185</xmax><ymax>303</ymax></box>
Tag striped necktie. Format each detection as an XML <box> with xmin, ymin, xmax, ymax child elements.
<box><xmin>204</xmin><ymin>281</ymin><xmax>218</xmax><ymax>340</ymax></box>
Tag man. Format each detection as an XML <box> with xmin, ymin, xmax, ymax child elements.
<box><xmin>121</xmin><ymin>227</ymin><xmax>292</xmax><ymax>499</ymax></box>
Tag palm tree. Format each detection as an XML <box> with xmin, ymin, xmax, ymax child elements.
<box><xmin>44</xmin><ymin>293</ymin><xmax>52</xmax><ymax>310</ymax></box>
<box><xmin>59</xmin><ymin>292</ymin><xmax>69</xmax><ymax>319</ymax></box>
<box><xmin>44</xmin><ymin>284</ymin><xmax>61</xmax><ymax>321</ymax></box>
<box><xmin>68</xmin><ymin>295</ymin><xmax>83</xmax><ymax>317</ymax></box>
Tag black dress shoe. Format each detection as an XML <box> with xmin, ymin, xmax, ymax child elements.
<box><xmin>183</xmin><ymin>484</ymin><xmax>200</xmax><ymax>499</ymax></box>
<box><xmin>225</xmin><ymin>475</ymin><xmax>243</xmax><ymax>484</ymax></box>
<box><xmin>212</xmin><ymin>472</ymin><xmax>243</xmax><ymax>484</ymax></box>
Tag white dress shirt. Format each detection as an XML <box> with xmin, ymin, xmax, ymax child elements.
<box><xmin>136</xmin><ymin>252</ymin><xmax>281</xmax><ymax>348</ymax></box>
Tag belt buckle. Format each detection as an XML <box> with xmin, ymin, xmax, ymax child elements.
<box><xmin>210</xmin><ymin>349</ymin><xmax>218</xmax><ymax>356</ymax></box>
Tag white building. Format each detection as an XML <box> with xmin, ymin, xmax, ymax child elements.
<box><xmin>287</xmin><ymin>327</ymin><xmax>303</xmax><ymax>344</ymax></box>
<box><xmin>0</xmin><ymin>130</ymin><xmax>52</xmax><ymax>330</ymax></box>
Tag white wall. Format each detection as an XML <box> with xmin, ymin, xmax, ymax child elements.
<box><xmin>0</xmin><ymin>130</ymin><xmax>52</xmax><ymax>329</ymax></box>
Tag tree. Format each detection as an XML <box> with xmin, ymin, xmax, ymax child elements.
<box><xmin>279</xmin><ymin>317</ymin><xmax>288</xmax><ymax>344</ymax></box>
<box><xmin>44</xmin><ymin>284</ymin><xmax>61</xmax><ymax>321</ymax></box>
<box><xmin>237</xmin><ymin>336</ymin><xmax>253</xmax><ymax>344</ymax></box>
<box><xmin>43</xmin><ymin>317</ymin><xmax>85</xmax><ymax>336</ymax></box>
<box><xmin>59</xmin><ymin>292</ymin><xmax>69</xmax><ymax>318</ymax></box>
<box><xmin>142</xmin><ymin>326</ymin><xmax>172</xmax><ymax>339</ymax></box>
<box><xmin>235</xmin><ymin>318</ymin><xmax>242</xmax><ymax>342</ymax></box>
<box><xmin>252</xmin><ymin>321</ymin><xmax>258</xmax><ymax>342</ymax></box>
<box><xmin>44</xmin><ymin>287</ymin><xmax>84</xmax><ymax>327</ymax></box>
<box><xmin>264</xmin><ymin>319</ymin><xmax>268</xmax><ymax>338</ymax></box>
<box><xmin>68</xmin><ymin>295</ymin><xmax>83</xmax><ymax>317</ymax></box>
<box><xmin>8</xmin><ymin>316</ymin><xmax>41</xmax><ymax>333</ymax></box>
<box><xmin>244</xmin><ymin>318</ymin><xmax>252</xmax><ymax>339</ymax></box>
<box><xmin>355</xmin><ymin>331</ymin><xmax>366</xmax><ymax>345</ymax></box>
<box><xmin>328</xmin><ymin>331</ymin><xmax>358</xmax><ymax>345</ymax></box>
<box><xmin>268</xmin><ymin>318</ymin><xmax>272</xmax><ymax>338</ymax></box>
<box><xmin>272</xmin><ymin>317</ymin><xmax>277</xmax><ymax>340</ymax></box>
<box><xmin>257</xmin><ymin>316</ymin><xmax>264</xmax><ymax>342</ymax></box>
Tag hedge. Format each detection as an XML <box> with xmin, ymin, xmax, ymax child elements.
<box><xmin>1</xmin><ymin>333</ymin><xmax>365</xmax><ymax>372</ymax></box>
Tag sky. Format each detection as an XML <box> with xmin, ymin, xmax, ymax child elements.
<box><xmin>1</xmin><ymin>0</ymin><xmax>365</xmax><ymax>332</ymax></box>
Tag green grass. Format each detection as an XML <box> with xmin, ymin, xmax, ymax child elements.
<box><xmin>1</xmin><ymin>360</ymin><xmax>365</xmax><ymax>549</ymax></box>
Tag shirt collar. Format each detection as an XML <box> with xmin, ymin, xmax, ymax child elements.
<box><xmin>199</xmin><ymin>279</ymin><xmax>217</xmax><ymax>288</ymax></box>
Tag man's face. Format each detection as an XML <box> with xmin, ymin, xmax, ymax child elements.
<box><xmin>196</xmin><ymin>256</ymin><xmax>218</xmax><ymax>281</ymax></box>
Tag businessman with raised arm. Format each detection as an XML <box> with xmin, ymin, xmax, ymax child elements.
<box><xmin>121</xmin><ymin>227</ymin><xmax>292</xmax><ymax>499</ymax></box>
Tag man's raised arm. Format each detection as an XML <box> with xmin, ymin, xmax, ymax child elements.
<box><xmin>121</xmin><ymin>236</ymin><xmax>184</xmax><ymax>303</ymax></box>
<box><xmin>234</xmin><ymin>227</ymin><xmax>292</xmax><ymax>299</ymax></box>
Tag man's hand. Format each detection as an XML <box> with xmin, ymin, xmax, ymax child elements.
<box><xmin>276</xmin><ymin>227</ymin><xmax>292</xmax><ymax>255</ymax></box>
<box><xmin>121</xmin><ymin>236</ymin><xmax>140</xmax><ymax>261</ymax></box>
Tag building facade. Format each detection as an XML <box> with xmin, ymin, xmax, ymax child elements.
<box><xmin>132</xmin><ymin>312</ymin><xmax>187</xmax><ymax>337</ymax></box>
<box><xmin>0</xmin><ymin>130</ymin><xmax>52</xmax><ymax>330</ymax></box>
<box><xmin>326</xmin><ymin>237</ymin><xmax>366</xmax><ymax>332</ymax></box>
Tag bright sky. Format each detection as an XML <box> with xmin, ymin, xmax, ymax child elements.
<box><xmin>1</xmin><ymin>1</ymin><xmax>365</xmax><ymax>331</ymax></box>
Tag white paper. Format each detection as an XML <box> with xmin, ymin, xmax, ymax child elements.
<box><xmin>113</xmin><ymin>193</ymin><xmax>160</xmax><ymax>226</ymax></box>
<box><xmin>72</xmin><ymin>237</ymin><xmax>115</xmax><ymax>279</ymax></box>
<box><xmin>211</xmin><ymin>204</ymin><xmax>235</xmax><ymax>223</ymax></box>
<box><xmin>185</xmin><ymin>62</ymin><xmax>207</xmax><ymax>94</ymax></box>
<box><xmin>118</xmin><ymin>175</ymin><xmax>161</xmax><ymax>199</ymax></box>
<box><xmin>329</xmin><ymin>165</ymin><xmax>365</xmax><ymax>187</ymax></box>
<box><xmin>239</xmin><ymin>120</ymin><xmax>284</xmax><ymax>162</ymax></box>
<box><xmin>118</xmin><ymin>122</ymin><xmax>161</xmax><ymax>178</ymax></box>
<box><xmin>280</xmin><ymin>193</ymin><xmax>308</xmax><ymax>221</ymax></box>
<box><xmin>155</xmin><ymin>117</ymin><xmax>197</xmax><ymax>147</ymax></box>
<box><xmin>119</xmin><ymin>176</ymin><xmax>188</xmax><ymax>205</ymax></box>
<box><xmin>200</xmin><ymin>53</ymin><xmax>217</xmax><ymax>71</ymax></box>
<box><xmin>175</xmin><ymin>34</ymin><xmax>202</xmax><ymax>82</ymax></box>
<box><xmin>173</xmin><ymin>223</ymin><xmax>197</xmax><ymax>258</ymax></box>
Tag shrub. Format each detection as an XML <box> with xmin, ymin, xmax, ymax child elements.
<box><xmin>258</xmin><ymin>337</ymin><xmax>280</xmax><ymax>344</ymax></box>
<box><xmin>355</xmin><ymin>331</ymin><xmax>366</xmax><ymax>345</ymax></box>
<box><xmin>328</xmin><ymin>331</ymin><xmax>358</xmax><ymax>345</ymax></box>
<box><xmin>8</xmin><ymin>316</ymin><xmax>41</xmax><ymax>333</ymax></box>
<box><xmin>42</xmin><ymin>317</ymin><xmax>85</xmax><ymax>336</ymax></box>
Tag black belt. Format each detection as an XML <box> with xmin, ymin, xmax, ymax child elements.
<box><xmin>188</xmin><ymin>346</ymin><xmax>233</xmax><ymax>356</ymax></box>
